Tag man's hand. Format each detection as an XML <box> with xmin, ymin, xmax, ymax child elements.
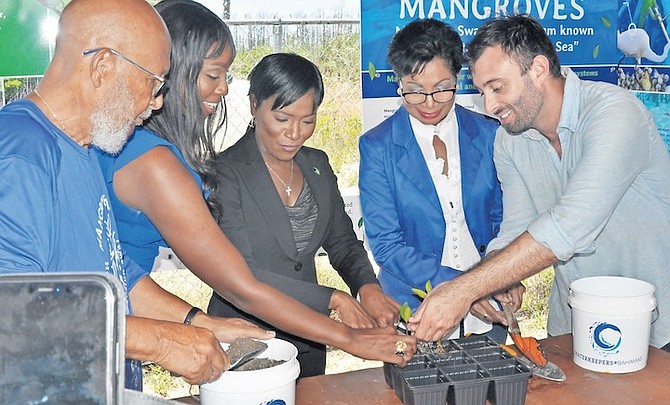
<box><xmin>358</xmin><ymin>283</ymin><xmax>400</xmax><ymax>328</ymax></box>
<box><xmin>192</xmin><ymin>313</ymin><xmax>276</xmax><ymax>343</ymax></box>
<box><xmin>126</xmin><ymin>317</ymin><xmax>230</xmax><ymax>385</ymax></box>
<box><xmin>406</xmin><ymin>279</ymin><xmax>473</xmax><ymax>342</ymax></box>
<box><xmin>494</xmin><ymin>283</ymin><xmax>526</xmax><ymax>312</ymax></box>
<box><xmin>470</xmin><ymin>296</ymin><xmax>506</xmax><ymax>325</ymax></box>
<box><xmin>329</xmin><ymin>290</ymin><xmax>376</xmax><ymax>329</ymax></box>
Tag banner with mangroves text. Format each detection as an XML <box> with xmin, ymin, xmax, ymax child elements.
<box><xmin>360</xmin><ymin>0</ymin><xmax>670</xmax><ymax>151</ymax></box>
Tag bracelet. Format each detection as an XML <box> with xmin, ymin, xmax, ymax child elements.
<box><xmin>183</xmin><ymin>307</ymin><xmax>202</xmax><ymax>325</ymax></box>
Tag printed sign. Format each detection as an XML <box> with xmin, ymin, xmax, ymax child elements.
<box><xmin>360</xmin><ymin>0</ymin><xmax>670</xmax><ymax>148</ymax></box>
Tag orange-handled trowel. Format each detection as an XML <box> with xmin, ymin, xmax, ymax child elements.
<box><xmin>501</xmin><ymin>302</ymin><xmax>566</xmax><ymax>382</ymax></box>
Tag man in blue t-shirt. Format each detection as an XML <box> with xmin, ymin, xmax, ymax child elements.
<box><xmin>0</xmin><ymin>0</ymin><xmax>269</xmax><ymax>389</ymax></box>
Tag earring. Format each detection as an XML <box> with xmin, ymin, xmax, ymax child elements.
<box><xmin>396</xmin><ymin>87</ymin><xmax>402</xmax><ymax>96</ymax></box>
<box><xmin>250</xmin><ymin>116</ymin><xmax>256</xmax><ymax>128</ymax></box>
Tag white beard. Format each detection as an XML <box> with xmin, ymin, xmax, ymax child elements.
<box><xmin>90</xmin><ymin>79</ymin><xmax>152</xmax><ymax>155</ymax></box>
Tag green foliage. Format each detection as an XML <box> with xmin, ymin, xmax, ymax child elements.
<box><xmin>143</xmin><ymin>363</ymin><xmax>176</xmax><ymax>398</ymax></box>
<box><xmin>232</xmin><ymin>45</ymin><xmax>273</xmax><ymax>80</ymax></box>
<box><xmin>411</xmin><ymin>288</ymin><xmax>426</xmax><ymax>299</ymax></box>
<box><xmin>410</xmin><ymin>280</ymin><xmax>432</xmax><ymax>299</ymax></box>
<box><xmin>368</xmin><ymin>62</ymin><xmax>377</xmax><ymax>81</ymax></box>
<box><xmin>638</xmin><ymin>0</ymin><xmax>659</xmax><ymax>28</ymax></box>
<box><xmin>3</xmin><ymin>79</ymin><xmax>23</xmax><ymax>89</ymax></box>
<box><xmin>400</xmin><ymin>280</ymin><xmax>433</xmax><ymax>326</ymax></box>
<box><xmin>399</xmin><ymin>302</ymin><xmax>412</xmax><ymax>323</ymax></box>
<box><xmin>600</xmin><ymin>16</ymin><xmax>611</xmax><ymax>29</ymax></box>
<box><xmin>518</xmin><ymin>267</ymin><xmax>554</xmax><ymax>336</ymax></box>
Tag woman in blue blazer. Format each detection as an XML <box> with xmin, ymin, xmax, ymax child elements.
<box><xmin>359</xmin><ymin>19</ymin><xmax>519</xmax><ymax>342</ymax></box>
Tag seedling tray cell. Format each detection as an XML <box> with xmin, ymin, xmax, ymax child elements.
<box><xmin>483</xmin><ymin>359</ymin><xmax>531</xmax><ymax>405</ymax></box>
<box><xmin>429</xmin><ymin>351</ymin><xmax>475</xmax><ymax>367</ymax></box>
<box><xmin>442</xmin><ymin>364</ymin><xmax>490</xmax><ymax>405</ymax></box>
<box><xmin>468</xmin><ymin>347</ymin><xmax>513</xmax><ymax>364</ymax></box>
<box><xmin>452</xmin><ymin>335</ymin><xmax>500</xmax><ymax>350</ymax></box>
<box><xmin>403</xmin><ymin>355</ymin><xmax>434</xmax><ymax>372</ymax></box>
<box><xmin>399</xmin><ymin>369</ymin><xmax>450</xmax><ymax>405</ymax></box>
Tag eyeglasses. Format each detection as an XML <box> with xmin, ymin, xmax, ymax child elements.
<box><xmin>399</xmin><ymin>88</ymin><xmax>457</xmax><ymax>105</ymax></box>
<box><xmin>83</xmin><ymin>47</ymin><xmax>167</xmax><ymax>97</ymax></box>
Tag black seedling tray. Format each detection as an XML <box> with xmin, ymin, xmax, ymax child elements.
<box><xmin>384</xmin><ymin>335</ymin><xmax>531</xmax><ymax>405</ymax></box>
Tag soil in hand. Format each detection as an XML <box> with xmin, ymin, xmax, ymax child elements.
<box><xmin>234</xmin><ymin>357</ymin><xmax>286</xmax><ymax>371</ymax></box>
<box><xmin>226</xmin><ymin>337</ymin><xmax>268</xmax><ymax>364</ymax></box>
<box><xmin>225</xmin><ymin>338</ymin><xmax>287</xmax><ymax>371</ymax></box>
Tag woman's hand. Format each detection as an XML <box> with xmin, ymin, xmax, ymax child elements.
<box><xmin>341</xmin><ymin>326</ymin><xmax>417</xmax><ymax>367</ymax></box>
<box><xmin>194</xmin><ymin>313</ymin><xmax>276</xmax><ymax>343</ymax></box>
<box><xmin>358</xmin><ymin>283</ymin><xmax>400</xmax><ymax>328</ymax></box>
<box><xmin>329</xmin><ymin>290</ymin><xmax>376</xmax><ymax>329</ymax></box>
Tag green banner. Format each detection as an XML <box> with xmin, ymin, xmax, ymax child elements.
<box><xmin>0</xmin><ymin>0</ymin><xmax>55</xmax><ymax>76</ymax></box>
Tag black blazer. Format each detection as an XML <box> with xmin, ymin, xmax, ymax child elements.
<box><xmin>207</xmin><ymin>129</ymin><xmax>378</xmax><ymax>344</ymax></box>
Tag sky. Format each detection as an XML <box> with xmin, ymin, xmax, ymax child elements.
<box><xmin>196</xmin><ymin>0</ymin><xmax>360</xmax><ymax>19</ymax></box>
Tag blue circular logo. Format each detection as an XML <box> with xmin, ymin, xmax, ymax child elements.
<box><xmin>589</xmin><ymin>322</ymin><xmax>622</xmax><ymax>354</ymax></box>
<box><xmin>261</xmin><ymin>400</ymin><xmax>286</xmax><ymax>405</ymax></box>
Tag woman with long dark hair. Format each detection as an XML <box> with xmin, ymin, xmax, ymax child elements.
<box><xmin>95</xmin><ymin>0</ymin><xmax>416</xmax><ymax>377</ymax></box>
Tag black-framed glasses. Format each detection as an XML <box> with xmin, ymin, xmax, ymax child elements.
<box><xmin>83</xmin><ymin>47</ymin><xmax>167</xmax><ymax>97</ymax></box>
<box><xmin>400</xmin><ymin>88</ymin><xmax>457</xmax><ymax>105</ymax></box>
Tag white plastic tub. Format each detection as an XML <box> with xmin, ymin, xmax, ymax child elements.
<box><xmin>200</xmin><ymin>338</ymin><xmax>300</xmax><ymax>405</ymax></box>
<box><xmin>568</xmin><ymin>276</ymin><xmax>656</xmax><ymax>373</ymax></box>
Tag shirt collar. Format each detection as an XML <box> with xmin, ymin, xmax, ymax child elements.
<box><xmin>558</xmin><ymin>67</ymin><xmax>580</xmax><ymax>134</ymax></box>
<box><xmin>408</xmin><ymin>103</ymin><xmax>457</xmax><ymax>142</ymax></box>
<box><xmin>522</xmin><ymin>67</ymin><xmax>577</xmax><ymax>142</ymax></box>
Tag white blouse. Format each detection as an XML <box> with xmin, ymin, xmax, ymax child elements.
<box><xmin>410</xmin><ymin>107</ymin><xmax>492</xmax><ymax>336</ymax></box>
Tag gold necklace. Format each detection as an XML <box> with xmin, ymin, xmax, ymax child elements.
<box><xmin>33</xmin><ymin>90</ymin><xmax>89</xmax><ymax>147</ymax></box>
<box><xmin>265</xmin><ymin>160</ymin><xmax>294</xmax><ymax>197</ymax></box>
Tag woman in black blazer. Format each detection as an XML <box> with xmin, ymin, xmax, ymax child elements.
<box><xmin>208</xmin><ymin>53</ymin><xmax>399</xmax><ymax>378</ymax></box>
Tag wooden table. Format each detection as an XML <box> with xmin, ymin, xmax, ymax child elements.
<box><xmin>174</xmin><ymin>334</ymin><xmax>670</xmax><ymax>404</ymax></box>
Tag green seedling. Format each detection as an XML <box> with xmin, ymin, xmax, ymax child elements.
<box><xmin>398</xmin><ymin>281</ymin><xmax>445</xmax><ymax>352</ymax></box>
<box><xmin>411</xmin><ymin>280</ymin><xmax>432</xmax><ymax>300</ymax></box>
<box><xmin>398</xmin><ymin>280</ymin><xmax>433</xmax><ymax>333</ymax></box>
<box><xmin>399</xmin><ymin>280</ymin><xmax>432</xmax><ymax>323</ymax></box>
<box><xmin>399</xmin><ymin>302</ymin><xmax>412</xmax><ymax>324</ymax></box>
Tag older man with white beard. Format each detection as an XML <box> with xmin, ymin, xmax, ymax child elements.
<box><xmin>0</xmin><ymin>0</ymin><xmax>269</xmax><ymax>390</ymax></box>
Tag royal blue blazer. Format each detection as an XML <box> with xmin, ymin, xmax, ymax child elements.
<box><xmin>359</xmin><ymin>105</ymin><xmax>502</xmax><ymax>309</ymax></box>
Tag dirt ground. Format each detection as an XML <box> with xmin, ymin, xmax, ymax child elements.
<box><xmin>325</xmin><ymin>346</ymin><xmax>382</xmax><ymax>374</ymax></box>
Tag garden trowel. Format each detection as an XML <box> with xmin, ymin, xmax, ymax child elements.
<box><xmin>501</xmin><ymin>302</ymin><xmax>566</xmax><ymax>382</ymax></box>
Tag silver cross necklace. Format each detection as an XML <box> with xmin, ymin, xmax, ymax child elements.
<box><xmin>266</xmin><ymin>160</ymin><xmax>294</xmax><ymax>197</ymax></box>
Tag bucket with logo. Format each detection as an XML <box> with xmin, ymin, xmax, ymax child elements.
<box><xmin>568</xmin><ymin>276</ymin><xmax>656</xmax><ymax>373</ymax></box>
<box><xmin>200</xmin><ymin>338</ymin><xmax>300</xmax><ymax>405</ymax></box>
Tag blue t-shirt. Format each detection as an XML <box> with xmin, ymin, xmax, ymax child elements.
<box><xmin>0</xmin><ymin>99</ymin><xmax>146</xmax><ymax>389</ymax></box>
<box><xmin>95</xmin><ymin>127</ymin><xmax>205</xmax><ymax>273</ymax></box>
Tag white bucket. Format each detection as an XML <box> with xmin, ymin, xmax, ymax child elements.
<box><xmin>568</xmin><ymin>276</ymin><xmax>656</xmax><ymax>373</ymax></box>
<box><xmin>200</xmin><ymin>338</ymin><xmax>300</xmax><ymax>405</ymax></box>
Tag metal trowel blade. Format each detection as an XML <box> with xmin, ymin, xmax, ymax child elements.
<box><xmin>517</xmin><ymin>356</ymin><xmax>566</xmax><ymax>382</ymax></box>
